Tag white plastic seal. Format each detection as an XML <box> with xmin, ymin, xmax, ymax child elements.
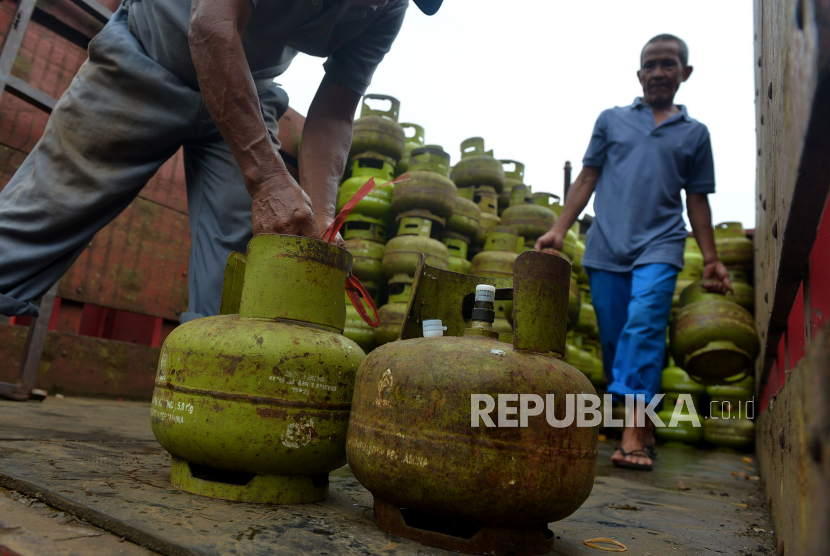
<box><xmin>475</xmin><ymin>284</ymin><xmax>496</xmax><ymax>303</ymax></box>
<box><xmin>422</xmin><ymin>319</ymin><xmax>447</xmax><ymax>338</ymax></box>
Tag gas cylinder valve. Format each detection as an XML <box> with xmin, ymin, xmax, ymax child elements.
<box><xmin>467</xmin><ymin>284</ymin><xmax>498</xmax><ymax>338</ymax></box>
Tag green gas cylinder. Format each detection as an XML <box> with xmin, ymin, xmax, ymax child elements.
<box><xmin>470</xmin><ymin>229</ymin><xmax>523</xmax><ymax>279</ymax></box>
<box><xmin>684</xmin><ymin>237</ymin><xmax>704</xmax><ymax>274</ymax></box>
<box><xmin>714</xmin><ymin>222</ymin><xmax>753</xmax><ymax>270</ymax></box>
<box><xmin>375</xmin><ymin>275</ymin><xmax>413</xmax><ymax>345</ymax></box>
<box><xmin>671</xmin><ymin>281</ymin><xmax>759</xmax><ymax>383</ymax></box>
<box><xmin>661</xmin><ymin>363</ymin><xmax>707</xmax><ymax>396</ymax></box>
<box><xmin>337</xmin><ymin>153</ymin><xmax>396</xmax><ymax>222</ymax></box>
<box><xmin>442</xmin><ymin>231</ymin><xmax>472</xmax><ymax>274</ymax></box>
<box><xmin>395</xmin><ymin>123</ymin><xmax>425</xmax><ymax>176</ymax></box>
<box><xmin>446</xmin><ymin>196</ymin><xmax>481</xmax><ymax>240</ymax></box>
<box><xmin>350</xmin><ymin>94</ymin><xmax>405</xmax><ymax>160</ymax></box>
<box><xmin>706</xmin><ymin>374</ymin><xmax>754</xmax><ymax>400</ymax></box>
<box><xmin>704</xmin><ymin>400</ymin><xmax>754</xmax><ymax>450</ymax></box>
<box><xmin>342</xmin><ymin>213</ymin><xmax>387</xmax><ymax>244</ymax></box>
<box><xmin>382</xmin><ymin>213</ymin><xmax>449</xmax><ymax>277</ymax></box>
<box><xmin>500</xmin><ymin>201</ymin><xmax>557</xmax><ymax>243</ymax></box>
<box><xmin>575</xmin><ymin>285</ymin><xmax>598</xmax><ymax>339</ymax></box>
<box><xmin>345</xmin><ymin>292</ymin><xmax>378</xmax><ymax>354</ymax></box>
<box><xmin>568</xmin><ymin>274</ymin><xmax>582</xmax><ymax>331</ymax></box>
<box><xmin>728</xmin><ymin>269</ymin><xmax>755</xmax><ymax>314</ymax></box>
<box><xmin>452</xmin><ymin>137</ymin><xmax>505</xmax><ymax>192</ymax></box>
<box><xmin>655</xmin><ymin>393</ymin><xmax>703</xmax><ymax>444</ymax></box>
<box><xmin>151</xmin><ymin>235</ymin><xmax>364</xmax><ymax>504</ymax></box>
<box><xmin>391</xmin><ymin>147</ymin><xmax>457</xmax><ymax>219</ymax></box>
<box><xmin>499</xmin><ymin>159</ymin><xmax>524</xmax><ymax>214</ymax></box>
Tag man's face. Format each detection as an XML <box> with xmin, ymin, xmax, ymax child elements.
<box><xmin>637</xmin><ymin>41</ymin><xmax>693</xmax><ymax>106</ymax></box>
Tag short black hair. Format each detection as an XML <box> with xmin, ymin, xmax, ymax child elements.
<box><xmin>641</xmin><ymin>34</ymin><xmax>689</xmax><ymax>67</ymax></box>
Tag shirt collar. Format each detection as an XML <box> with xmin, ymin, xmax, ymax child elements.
<box><xmin>631</xmin><ymin>97</ymin><xmax>691</xmax><ymax>121</ymax></box>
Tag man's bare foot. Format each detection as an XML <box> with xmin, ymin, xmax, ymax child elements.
<box><xmin>610</xmin><ymin>405</ymin><xmax>656</xmax><ymax>469</ymax></box>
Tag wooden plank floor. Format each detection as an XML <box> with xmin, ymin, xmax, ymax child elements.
<box><xmin>0</xmin><ymin>398</ymin><xmax>775</xmax><ymax>556</ymax></box>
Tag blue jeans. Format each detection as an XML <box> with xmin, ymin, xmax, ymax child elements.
<box><xmin>587</xmin><ymin>264</ymin><xmax>678</xmax><ymax>403</ymax></box>
<box><xmin>0</xmin><ymin>6</ymin><xmax>288</xmax><ymax>322</ymax></box>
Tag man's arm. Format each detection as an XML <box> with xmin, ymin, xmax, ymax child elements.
<box><xmin>686</xmin><ymin>193</ymin><xmax>732</xmax><ymax>293</ymax></box>
<box><xmin>189</xmin><ymin>0</ymin><xmax>318</xmax><ymax>238</ymax></box>
<box><xmin>298</xmin><ymin>76</ymin><xmax>361</xmax><ymax>247</ymax></box>
<box><xmin>534</xmin><ymin>166</ymin><xmax>600</xmax><ymax>252</ymax></box>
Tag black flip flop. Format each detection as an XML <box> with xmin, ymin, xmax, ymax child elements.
<box><xmin>644</xmin><ymin>444</ymin><xmax>658</xmax><ymax>460</ymax></box>
<box><xmin>612</xmin><ymin>447</ymin><xmax>654</xmax><ymax>471</ymax></box>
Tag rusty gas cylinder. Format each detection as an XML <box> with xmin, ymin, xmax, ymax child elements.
<box><xmin>151</xmin><ymin>235</ymin><xmax>364</xmax><ymax>504</ymax></box>
<box><xmin>350</xmin><ymin>94</ymin><xmax>405</xmax><ymax>160</ymax></box>
<box><xmin>345</xmin><ymin>292</ymin><xmax>378</xmax><ymax>354</ymax></box>
<box><xmin>395</xmin><ymin>123</ymin><xmax>425</xmax><ymax>176</ymax></box>
<box><xmin>470</xmin><ymin>229</ymin><xmax>523</xmax><ymax>279</ymax></box>
<box><xmin>442</xmin><ymin>231</ymin><xmax>472</xmax><ymax>274</ymax></box>
<box><xmin>728</xmin><ymin>269</ymin><xmax>755</xmax><ymax>313</ymax></box>
<box><xmin>452</xmin><ymin>137</ymin><xmax>506</xmax><ymax>192</ymax></box>
<box><xmin>391</xmin><ymin>146</ymin><xmax>457</xmax><ymax>218</ymax></box>
<box><xmin>374</xmin><ymin>275</ymin><xmax>413</xmax><ymax>345</ymax></box>
<box><xmin>382</xmin><ymin>212</ymin><xmax>449</xmax><ymax>277</ymax></box>
<box><xmin>337</xmin><ymin>153</ymin><xmax>396</xmax><ymax>222</ymax></box>
<box><xmin>714</xmin><ymin>222</ymin><xmax>753</xmax><ymax>269</ymax></box>
<box><xmin>670</xmin><ymin>280</ymin><xmax>759</xmax><ymax>383</ymax></box>
<box><xmin>347</xmin><ymin>252</ymin><xmax>596</xmax><ymax>556</ymax></box>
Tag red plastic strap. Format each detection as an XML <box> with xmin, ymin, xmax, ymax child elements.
<box><xmin>346</xmin><ymin>275</ymin><xmax>379</xmax><ymax>327</ymax></box>
<box><xmin>321</xmin><ymin>173</ymin><xmax>410</xmax><ymax>328</ymax></box>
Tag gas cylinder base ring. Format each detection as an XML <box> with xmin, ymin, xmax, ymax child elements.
<box><xmin>684</xmin><ymin>341</ymin><xmax>751</xmax><ymax>385</ymax></box>
<box><xmin>373</xmin><ymin>497</ymin><xmax>554</xmax><ymax>556</ymax></box>
<box><xmin>170</xmin><ymin>456</ymin><xmax>329</xmax><ymax>504</ymax></box>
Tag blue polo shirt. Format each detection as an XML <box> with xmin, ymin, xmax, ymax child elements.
<box><xmin>581</xmin><ymin>98</ymin><xmax>715</xmax><ymax>273</ymax></box>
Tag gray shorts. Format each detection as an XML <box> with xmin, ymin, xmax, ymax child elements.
<box><xmin>0</xmin><ymin>6</ymin><xmax>287</xmax><ymax>322</ymax></box>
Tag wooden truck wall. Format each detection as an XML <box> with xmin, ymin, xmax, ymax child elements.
<box><xmin>753</xmin><ymin>1</ymin><xmax>830</xmax><ymax>554</ymax></box>
<box><xmin>0</xmin><ymin>0</ymin><xmax>305</xmax><ymax>398</ymax></box>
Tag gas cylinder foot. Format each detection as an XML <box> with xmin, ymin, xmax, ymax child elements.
<box><xmin>170</xmin><ymin>456</ymin><xmax>328</xmax><ymax>504</ymax></box>
<box><xmin>373</xmin><ymin>497</ymin><xmax>554</xmax><ymax>556</ymax></box>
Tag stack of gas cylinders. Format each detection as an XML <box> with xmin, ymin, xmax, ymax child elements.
<box><xmin>376</xmin><ymin>144</ymin><xmax>458</xmax><ymax>344</ymax></box>
<box><xmin>655</xmin><ymin>223</ymin><xmax>758</xmax><ymax>450</ymax></box>
<box><xmin>337</xmin><ymin>94</ymin><xmax>408</xmax><ymax>353</ymax></box>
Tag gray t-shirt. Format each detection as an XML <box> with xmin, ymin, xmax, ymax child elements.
<box><xmin>581</xmin><ymin>98</ymin><xmax>715</xmax><ymax>273</ymax></box>
<box><xmin>126</xmin><ymin>0</ymin><xmax>408</xmax><ymax>92</ymax></box>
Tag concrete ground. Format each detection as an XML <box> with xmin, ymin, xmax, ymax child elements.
<box><xmin>0</xmin><ymin>397</ymin><xmax>775</xmax><ymax>556</ymax></box>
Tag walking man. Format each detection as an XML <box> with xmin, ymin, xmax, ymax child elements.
<box><xmin>536</xmin><ymin>34</ymin><xmax>731</xmax><ymax>470</ymax></box>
